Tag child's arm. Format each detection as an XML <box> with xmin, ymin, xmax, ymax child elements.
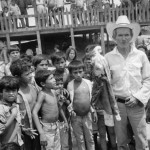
<box><xmin>32</xmin><ymin>91</ymin><xmax>47</xmax><ymax>146</ymax></box>
<box><xmin>5</xmin><ymin>106</ymin><xmax>17</xmax><ymax>129</ymax></box>
<box><xmin>60</xmin><ymin>109</ymin><xmax>68</xmax><ymax>131</ymax></box>
<box><xmin>67</xmin><ymin>83</ymin><xmax>73</xmax><ymax>111</ymax></box>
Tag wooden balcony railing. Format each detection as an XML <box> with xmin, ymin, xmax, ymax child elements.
<box><xmin>0</xmin><ymin>4</ymin><xmax>150</xmax><ymax>34</ymax></box>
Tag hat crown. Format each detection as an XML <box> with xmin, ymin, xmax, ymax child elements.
<box><xmin>116</xmin><ymin>15</ymin><xmax>130</xmax><ymax>25</ymax></box>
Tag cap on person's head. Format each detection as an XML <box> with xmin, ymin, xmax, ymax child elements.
<box><xmin>7</xmin><ymin>45</ymin><xmax>20</xmax><ymax>55</ymax></box>
<box><xmin>106</xmin><ymin>15</ymin><xmax>141</xmax><ymax>43</ymax></box>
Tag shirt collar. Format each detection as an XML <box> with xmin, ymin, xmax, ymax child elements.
<box><xmin>111</xmin><ymin>43</ymin><xmax>137</xmax><ymax>55</ymax></box>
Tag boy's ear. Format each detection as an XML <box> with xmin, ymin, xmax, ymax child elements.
<box><xmin>40</xmin><ymin>82</ymin><xmax>45</xmax><ymax>87</ymax></box>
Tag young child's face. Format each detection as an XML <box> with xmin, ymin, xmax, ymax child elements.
<box><xmin>36</xmin><ymin>60</ymin><xmax>48</xmax><ymax>71</ymax></box>
<box><xmin>9</xmin><ymin>51</ymin><xmax>20</xmax><ymax>61</ymax></box>
<box><xmin>56</xmin><ymin>80</ymin><xmax>63</xmax><ymax>89</ymax></box>
<box><xmin>54</xmin><ymin>58</ymin><xmax>66</xmax><ymax>71</ymax></box>
<box><xmin>4</xmin><ymin>7</ymin><xmax>8</xmax><ymax>13</ymax></box>
<box><xmin>11</xmin><ymin>0</ymin><xmax>15</xmax><ymax>5</ymax></box>
<box><xmin>3</xmin><ymin>89</ymin><xmax>18</xmax><ymax>103</ymax></box>
<box><xmin>93</xmin><ymin>66</ymin><xmax>102</xmax><ymax>77</ymax></box>
<box><xmin>72</xmin><ymin>68</ymin><xmax>84</xmax><ymax>82</ymax></box>
<box><xmin>69</xmin><ymin>50</ymin><xmax>75</xmax><ymax>60</ymax></box>
<box><xmin>21</xmin><ymin>69</ymin><xmax>33</xmax><ymax>84</ymax></box>
<box><xmin>45</xmin><ymin>74</ymin><xmax>56</xmax><ymax>89</ymax></box>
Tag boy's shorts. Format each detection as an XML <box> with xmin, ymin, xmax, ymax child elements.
<box><xmin>41</xmin><ymin>121</ymin><xmax>61</xmax><ymax>150</ymax></box>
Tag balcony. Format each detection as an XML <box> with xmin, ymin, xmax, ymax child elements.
<box><xmin>0</xmin><ymin>4</ymin><xmax>150</xmax><ymax>52</ymax></box>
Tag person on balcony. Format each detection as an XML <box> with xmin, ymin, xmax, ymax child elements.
<box><xmin>9</xmin><ymin>0</ymin><xmax>26</xmax><ymax>28</ymax></box>
<box><xmin>16</xmin><ymin>0</ymin><xmax>29</xmax><ymax>27</ymax></box>
<box><xmin>36</xmin><ymin>0</ymin><xmax>47</xmax><ymax>14</ymax></box>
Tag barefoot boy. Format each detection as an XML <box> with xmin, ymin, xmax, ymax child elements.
<box><xmin>10</xmin><ymin>58</ymin><xmax>38</xmax><ymax>150</ymax></box>
<box><xmin>67</xmin><ymin>60</ymin><xmax>96</xmax><ymax>150</ymax></box>
<box><xmin>33</xmin><ymin>70</ymin><xmax>61</xmax><ymax>150</ymax></box>
<box><xmin>0</xmin><ymin>76</ymin><xmax>23</xmax><ymax>147</ymax></box>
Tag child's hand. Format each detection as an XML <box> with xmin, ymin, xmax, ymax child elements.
<box><xmin>92</xmin><ymin>111</ymin><xmax>98</xmax><ymax>123</ymax></box>
<box><xmin>115</xmin><ymin>114</ymin><xmax>121</xmax><ymax>121</ymax></box>
<box><xmin>0</xmin><ymin>123</ymin><xmax>6</xmax><ymax>134</ymax></box>
<box><xmin>71</xmin><ymin>110</ymin><xmax>76</xmax><ymax>117</ymax></box>
<box><xmin>40</xmin><ymin>133</ymin><xmax>47</xmax><ymax>147</ymax></box>
<box><xmin>64</xmin><ymin>122</ymin><xmax>69</xmax><ymax>132</ymax></box>
<box><xmin>23</xmin><ymin>128</ymin><xmax>38</xmax><ymax>139</ymax></box>
<box><xmin>0</xmin><ymin>115</ymin><xmax>7</xmax><ymax>124</ymax></box>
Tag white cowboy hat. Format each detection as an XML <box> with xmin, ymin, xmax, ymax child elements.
<box><xmin>106</xmin><ymin>15</ymin><xmax>141</xmax><ymax>42</ymax></box>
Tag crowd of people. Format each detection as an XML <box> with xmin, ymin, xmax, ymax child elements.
<box><xmin>0</xmin><ymin>14</ymin><xmax>150</xmax><ymax>150</ymax></box>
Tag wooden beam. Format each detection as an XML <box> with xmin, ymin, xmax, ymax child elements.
<box><xmin>36</xmin><ymin>31</ymin><xmax>42</xmax><ymax>54</ymax></box>
<box><xmin>70</xmin><ymin>27</ymin><xmax>75</xmax><ymax>48</ymax></box>
<box><xmin>100</xmin><ymin>26</ymin><xmax>105</xmax><ymax>55</ymax></box>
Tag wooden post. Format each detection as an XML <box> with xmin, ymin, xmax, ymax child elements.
<box><xmin>36</xmin><ymin>31</ymin><xmax>42</xmax><ymax>54</ymax></box>
<box><xmin>100</xmin><ymin>26</ymin><xmax>105</xmax><ymax>55</ymax></box>
<box><xmin>70</xmin><ymin>27</ymin><xmax>75</xmax><ymax>48</ymax></box>
<box><xmin>106</xmin><ymin>32</ymin><xmax>109</xmax><ymax>53</ymax></box>
<box><xmin>18</xmin><ymin>40</ymin><xmax>21</xmax><ymax>50</ymax></box>
<box><xmin>6</xmin><ymin>34</ymin><xmax>10</xmax><ymax>49</ymax></box>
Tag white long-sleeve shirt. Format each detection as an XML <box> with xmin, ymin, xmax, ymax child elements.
<box><xmin>105</xmin><ymin>44</ymin><xmax>150</xmax><ymax>106</ymax></box>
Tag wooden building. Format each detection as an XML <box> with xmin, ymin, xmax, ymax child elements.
<box><xmin>0</xmin><ymin>4</ymin><xmax>150</xmax><ymax>57</ymax></box>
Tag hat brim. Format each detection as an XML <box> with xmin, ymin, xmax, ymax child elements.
<box><xmin>106</xmin><ymin>23</ymin><xmax>141</xmax><ymax>43</ymax></box>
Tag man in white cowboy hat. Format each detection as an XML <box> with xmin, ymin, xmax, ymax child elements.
<box><xmin>105</xmin><ymin>15</ymin><xmax>150</xmax><ymax>150</ymax></box>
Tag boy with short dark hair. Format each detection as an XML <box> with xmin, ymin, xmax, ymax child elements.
<box><xmin>32</xmin><ymin>54</ymin><xmax>49</xmax><ymax>91</ymax></box>
<box><xmin>55</xmin><ymin>70</ymin><xmax>71</xmax><ymax>150</ymax></box>
<box><xmin>0</xmin><ymin>76</ymin><xmax>23</xmax><ymax>147</ymax></box>
<box><xmin>5</xmin><ymin>45</ymin><xmax>20</xmax><ymax>76</ymax></box>
<box><xmin>33</xmin><ymin>69</ymin><xmax>67</xmax><ymax>150</ymax></box>
<box><xmin>10</xmin><ymin>58</ymin><xmax>38</xmax><ymax>150</ymax></box>
<box><xmin>51</xmin><ymin>51</ymin><xmax>70</xmax><ymax>88</ymax></box>
<box><xmin>32</xmin><ymin>54</ymin><xmax>49</xmax><ymax>72</ymax></box>
<box><xmin>67</xmin><ymin>60</ymin><xmax>96</xmax><ymax>150</ymax></box>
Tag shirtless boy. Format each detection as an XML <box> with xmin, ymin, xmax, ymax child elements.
<box><xmin>10</xmin><ymin>58</ymin><xmax>38</xmax><ymax>150</ymax></box>
<box><xmin>67</xmin><ymin>60</ymin><xmax>96</xmax><ymax>150</ymax></box>
<box><xmin>33</xmin><ymin>69</ymin><xmax>62</xmax><ymax>150</ymax></box>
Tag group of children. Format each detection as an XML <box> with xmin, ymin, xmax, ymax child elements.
<box><xmin>0</xmin><ymin>44</ymin><xmax>121</xmax><ymax>150</ymax></box>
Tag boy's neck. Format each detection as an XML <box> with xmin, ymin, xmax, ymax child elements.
<box><xmin>42</xmin><ymin>87</ymin><xmax>53</xmax><ymax>94</ymax></box>
<box><xmin>1</xmin><ymin>100</ymin><xmax>13</xmax><ymax>107</ymax></box>
<box><xmin>20</xmin><ymin>84</ymin><xmax>30</xmax><ymax>92</ymax></box>
<box><xmin>74</xmin><ymin>78</ymin><xmax>83</xmax><ymax>83</ymax></box>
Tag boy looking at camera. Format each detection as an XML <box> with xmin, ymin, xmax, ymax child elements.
<box><xmin>0</xmin><ymin>76</ymin><xmax>23</xmax><ymax>147</ymax></box>
<box><xmin>67</xmin><ymin>60</ymin><xmax>96</xmax><ymax>150</ymax></box>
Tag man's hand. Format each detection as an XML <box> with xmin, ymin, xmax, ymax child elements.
<box><xmin>40</xmin><ymin>133</ymin><xmax>47</xmax><ymax>147</ymax></box>
<box><xmin>125</xmin><ymin>97</ymin><xmax>138</xmax><ymax>107</ymax></box>
<box><xmin>92</xmin><ymin>111</ymin><xmax>98</xmax><ymax>123</ymax></box>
